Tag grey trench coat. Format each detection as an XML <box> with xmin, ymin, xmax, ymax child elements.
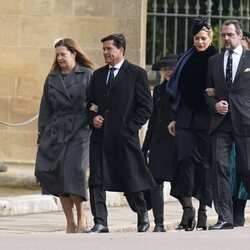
<box><xmin>35</xmin><ymin>63</ymin><xmax>92</xmax><ymax>200</ymax></box>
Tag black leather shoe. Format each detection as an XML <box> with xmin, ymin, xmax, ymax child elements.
<box><xmin>153</xmin><ymin>224</ymin><xmax>166</xmax><ymax>232</ymax></box>
<box><xmin>88</xmin><ymin>224</ymin><xmax>109</xmax><ymax>233</ymax></box>
<box><xmin>137</xmin><ymin>212</ymin><xmax>150</xmax><ymax>232</ymax></box>
<box><xmin>208</xmin><ymin>221</ymin><xmax>233</xmax><ymax>230</ymax></box>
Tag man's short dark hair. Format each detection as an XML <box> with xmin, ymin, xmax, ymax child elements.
<box><xmin>101</xmin><ymin>33</ymin><xmax>126</xmax><ymax>52</ymax></box>
<box><xmin>223</xmin><ymin>19</ymin><xmax>243</xmax><ymax>35</ymax></box>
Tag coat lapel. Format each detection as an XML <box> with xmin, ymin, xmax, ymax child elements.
<box><xmin>233</xmin><ymin>49</ymin><xmax>246</xmax><ymax>86</ymax></box>
<box><xmin>101</xmin><ymin>65</ymin><xmax>109</xmax><ymax>92</ymax></box>
<box><xmin>108</xmin><ymin>60</ymin><xmax>129</xmax><ymax>91</ymax></box>
<box><xmin>48</xmin><ymin>64</ymin><xmax>88</xmax><ymax>102</ymax></box>
<box><xmin>218</xmin><ymin>52</ymin><xmax>228</xmax><ymax>88</ymax></box>
<box><xmin>48</xmin><ymin>71</ymin><xmax>71</xmax><ymax>101</ymax></box>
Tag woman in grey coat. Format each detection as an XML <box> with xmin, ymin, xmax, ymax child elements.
<box><xmin>35</xmin><ymin>38</ymin><xmax>96</xmax><ymax>233</ymax></box>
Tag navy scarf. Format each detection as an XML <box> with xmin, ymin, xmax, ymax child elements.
<box><xmin>166</xmin><ymin>47</ymin><xmax>195</xmax><ymax>111</ymax></box>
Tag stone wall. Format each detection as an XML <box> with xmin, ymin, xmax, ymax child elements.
<box><xmin>0</xmin><ymin>0</ymin><xmax>148</xmax><ymax>164</ymax></box>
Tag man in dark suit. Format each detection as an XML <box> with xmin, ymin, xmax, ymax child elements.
<box><xmin>206</xmin><ymin>19</ymin><xmax>250</xmax><ymax>230</ymax></box>
<box><xmin>87</xmin><ymin>33</ymin><xmax>155</xmax><ymax>233</ymax></box>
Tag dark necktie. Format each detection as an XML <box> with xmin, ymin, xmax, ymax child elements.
<box><xmin>226</xmin><ymin>51</ymin><xmax>233</xmax><ymax>88</ymax></box>
<box><xmin>107</xmin><ymin>67</ymin><xmax>116</xmax><ymax>87</ymax></box>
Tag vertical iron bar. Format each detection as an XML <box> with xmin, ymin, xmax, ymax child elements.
<box><xmin>152</xmin><ymin>0</ymin><xmax>157</xmax><ymax>63</ymax></box>
<box><xmin>218</xmin><ymin>0</ymin><xmax>223</xmax><ymax>53</ymax></box>
<box><xmin>163</xmin><ymin>0</ymin><xmax>168</xmax><ymax>57</ymax></box>
<box><xmin>184</xmin><ymin>0</ymin><xmax>190</xmax><ymax>52</ymax></box>
<box><xmin>174</xmin><ymin>0</ymin><xmax>179</xmax><ymax>53</ymax></box>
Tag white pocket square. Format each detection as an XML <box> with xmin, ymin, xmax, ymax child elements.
<box><xmin>244</xmin><ymin>68</ymin><xmax>250</xmax><ymax>72</ymax></box>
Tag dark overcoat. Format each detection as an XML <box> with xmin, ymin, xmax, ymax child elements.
<box><xmin>87</xmin><ymin>59</ymin><xmax>155</xmax><ymax>193</ymax></box>
<box><xmin>35</xmin><ymin>63</ymin><xmax>92</xmax><ymax>200</ymax></box>
<box><xmin>142</xmin><ymin>81</ymin><xmax>175</xmax><ymax>181</ymax></box>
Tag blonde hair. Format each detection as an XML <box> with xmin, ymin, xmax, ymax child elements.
<box><xmin>50</xmin><ymin>38</ymin><xmax>97</xmax><ymax>72</ymax></box>
<box><xmin>160</xmin><ymin>70</ymin><xmax>166</xmax><ymax>83</ymax></box>
<box><xmin>200</xmin><ymin>26</ymin><xmax>213</xmax><ymax>39</ymax></box>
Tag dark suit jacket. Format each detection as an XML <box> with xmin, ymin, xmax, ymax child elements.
<box><xmin>87</xmin><ymin>59</ymin><xmax>155</xmax><ymax>192</ymax></box>
<box><xmin>206</xmin><ymin>49</ymin><xmax>250</xmax><ymax>135</ymax></box>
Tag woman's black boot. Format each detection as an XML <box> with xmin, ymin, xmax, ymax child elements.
<box><xmin>176</xmin><ymin>207</ymin><xmax>196</xmax><ymax>231</ymax></box>
<box><xmin>196</xmin><ymin>209</ymin><xmax>207</xmax><ymax>230</ymax></box>
<box><xmin>151</xmin><ymin>184</ymin><xmax>166</xmax><ymax>232</ymax></box>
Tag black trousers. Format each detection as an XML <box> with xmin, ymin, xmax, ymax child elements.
<box><xmin>211</xmin><ymin>117</ymin><xmax>250</xmax><ymax>223</ymax></box>
<box><xmin>89</xmin><ymin>140</ymin><xmax>148</xmax><ymax>226</ymax></box>
<box><xmin>90</xmin><ymin>186</ymin><xmax>148</xmax><ymax>226</ymax></box>
<box><xmin>89</xmin><ymin>186</ymin><xmax>108</xmax><ymax>226</ymax></box>
<box><xmin>124</xmin><ymin>191</ymin><xmax>148</xmax><ymax>214</ymax></box>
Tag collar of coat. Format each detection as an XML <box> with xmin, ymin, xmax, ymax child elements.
<box><xmin>49</xmin><ymin>63</ymin><xmax>89</xmax><ymax>76</ymax></box>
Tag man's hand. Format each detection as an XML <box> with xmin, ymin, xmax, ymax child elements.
<box><xmin>168</xmin><ymin>121</ymin><xmax>176</xmax><ymax>136</ymax></box>
<box><xmin>215</xmin><ymin>100</ymin><xmax>229</xmax><ymax>115</ymax></box>
<box><xmin>93</xmin><ymin>115</ymin><xmax>104</xmax><ymax>129</ymax></box>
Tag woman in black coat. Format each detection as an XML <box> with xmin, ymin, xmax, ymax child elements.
<box><xmin>167</xmin><ymin>17</ymin><xmax>216</xmax><ymax>231</ymax></box>
<box><xmin>141</xmin><ymin>54</ymin><xmax>179</xmax><ymax>232</ymax></box>
<box><xmin>35</xmin><ymin>38</ymin><xmax>96</xmax><ymax>233</ymax></box>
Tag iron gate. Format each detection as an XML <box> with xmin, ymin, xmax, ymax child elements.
<box><xmin>147</xmin><ymin>0</ymin><xmax>250</xmax><ymax>64</ymax></box>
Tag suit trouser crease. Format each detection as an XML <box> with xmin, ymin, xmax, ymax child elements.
<box><xmin>211</xmin><ymin>118</ymin><xmax>250</xmax><ymax>223</ymax></box>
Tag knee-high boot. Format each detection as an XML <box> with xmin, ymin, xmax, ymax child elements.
<box><xmin>150</xmin><ymin>184</ymin><xmax>165</xmax><ymax>232</ymax></box>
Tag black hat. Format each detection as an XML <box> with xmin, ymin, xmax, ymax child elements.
<box><xmin>191</xmin><ymin>16</ymin><xmax>211</xmax><ymax>36</ymax></box>
<box><xmin>151</xmin><ymin>54</ymin><xmax>180</xmax><ymax>71</ymax></box>
<box><xmin>243</xmin><ymin>31</ymin><xmax>250</xmax><ymax>39</ymax></box>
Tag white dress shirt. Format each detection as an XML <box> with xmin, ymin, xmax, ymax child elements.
<box><xmin>106</xmin><ymin>59</ymin><xmax>124</xmax><ymax>84</ymax></box>
<box><xmin>224</xmin><ymin>45</ymin><xmax>243</xmax><ymax>83</ymax></box>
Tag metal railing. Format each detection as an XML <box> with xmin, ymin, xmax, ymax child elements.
<box><xmin>147</xmin><ymin>0</ymin><xmax>250</xmax><ymax>64</ymax></box>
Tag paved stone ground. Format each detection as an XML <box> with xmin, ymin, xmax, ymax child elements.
<box><xmin>0</xmin><ymin>163</ymin><xmax>250</xmax><ymax>234</ymax></box>
<box><xmin>1</xmin><ymin>199</ymin><xmax>249</xmax><ymax>234</ymax></box>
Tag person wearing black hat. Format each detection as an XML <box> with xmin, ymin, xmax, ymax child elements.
<box><xmin>141</xmin><ymin>54</ymin><xmax>179</xmax><ymax>232</ymax></box>
<box><xmin>241</xmin><ymin>31</ymin><xmax>250</xmax><ymax>50</ymax></box>
<box><xmin>166</xmin><ymin>16</ymin><xmax>216</xmax><ymax>231</ymax></box>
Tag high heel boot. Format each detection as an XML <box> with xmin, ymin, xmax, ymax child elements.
<box><xmin>150</xmin><ymin>184</ymin><xmax>166</xmax><ymax>232</ymax></box>
<box><xmin>196</xmin><ymin>209</ymin><xmax>207</xmax><ymax>230</ymax></box>
<box><xmin>176</xmin><ymin>207</ymin><xmax>196</xmax><ymax>231</ymax></box>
